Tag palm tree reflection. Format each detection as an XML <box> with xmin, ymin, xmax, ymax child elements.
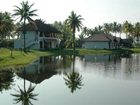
<box><xmin>64</xmin><ymin>55</ymin><xmax>84</xmax><ymax>93</ymax></box>
<box><xmin>11</xmin><ymin>68</ymin><xmax>38</xmax><ymax>105</ymax></box>
<box><xmin>0</xmin><ymin>69</ymin><xmax>14</xmax><ymax>92</ymax></box>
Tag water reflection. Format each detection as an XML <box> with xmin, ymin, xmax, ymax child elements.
<box><xmin>0</xmin><ymin>69</ymin><xmax>14</xmax><ymax>92</ymax></box>
<box><xmin>15</xmin><ymin>55</ymin><xmax>84</xmax><ymax>93</ymax></box>
<box><xmin>79</xmin><ymin>54</ymin><xmax>140</xmax><ymax>80</ymax></box>
<box><xmin>64</xmin><ymin>55</ymin><xmax>84</xmax><ymax>93</ymax></box>
<box><xmin>15</xmin><ymin>55</ymin><xmax>73</xmax><ymax>84</ymax></box>
<box><xmin>11</xmin><ymin>83</ymin><xmax>38</xmax><ymax>105</ymax></box>
<box><xmin>1</xmin><ymin>54</ymin><xmax>140</xmax><ymax>105</ymax></box>
<box><xmin>11</xmin><ymin>68</ymin><xmax>38</xmax><ymax>105</ymax></box>
<box><xmin>15</xmin><ymin>53</ymin><xmax>140</xmax><ymax>85</ymax></box>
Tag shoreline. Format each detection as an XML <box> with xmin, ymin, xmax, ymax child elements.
<box><xmin>0</xmin><ymin>48</ymin><xmax>139</xmax><ymax>69</ymax></box>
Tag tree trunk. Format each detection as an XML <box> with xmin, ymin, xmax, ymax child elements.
<box><xmin>73</xmin><ymin>27</ymin><xmax>75</xmax><ymax>53</ymax></box>
<box><xmin>23</xmin><ymin>67</ymin><xmax>26</xmax><ymax>92</ymax></box>
<box><xmin>73</xmin><ymin>54</ymin><xmax>75</xmax><ymax>73</ymax></box>
<box><xmin>23</xmin><ymin>18</ymin><xmax>26</xmax><ymax>52</ymax></box>
<box><xmin>10</xmin><ymin>48</ymin><xmax>13</xmax><ymax>57</ymax></box>
<box><xmin>119</xmin><ymin>33</ymin><xmax>121</xmax><ymax>38</ymax></box>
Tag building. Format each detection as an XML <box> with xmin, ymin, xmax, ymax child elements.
<box><xmin>14</xmin><ymin>19</ymin><xmax>61</xmax><ymax>50</ymax></box>
<box><xmin>82</xmin><ymin>34</ymin><xmax>120</xmax><ymax>49</ymax></box>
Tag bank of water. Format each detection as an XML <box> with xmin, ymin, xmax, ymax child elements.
<box><xmin>0</xmin><ymin>54</ymin><xmax>140</xmax><ymax>105</ymax></box>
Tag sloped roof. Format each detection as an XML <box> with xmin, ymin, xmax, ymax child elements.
<box><xmin>16</xmin><ymin>70</ymin><xmax>57</xmax><ymax>84</ymax></box>
<box><xmin>17</xmin><ymin>19</ymin><xmax>61</xmax><ymax>34</ymax></box>
<box><xmin>84</xmin><ymin>34</ymin><xmax>121</xmax><ymax>42</ymax></box>
<box><xmin>84</xmin><ymin>34</ymin><xmax>112</xmax><ymax>42</ymax></box>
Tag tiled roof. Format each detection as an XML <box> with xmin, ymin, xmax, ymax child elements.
<box><xmin>17</xmin><ymin>19</ymin><xmax>61</xmax><ymax>34</ymax></box>
<box><xmin>84</xmin><ymin>34</ymin><xmax>113</xmax><ymax>42</ymax></box>
<box><xmin>84</xmin><ymin>34</ymin><xmax>121</xmax><ymax>42</ymax></box>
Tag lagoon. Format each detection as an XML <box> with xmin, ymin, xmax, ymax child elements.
<box><xmin>1</xmin><ymin>54</ymin><xmax>140</xmax><ymax>105</ymax></box>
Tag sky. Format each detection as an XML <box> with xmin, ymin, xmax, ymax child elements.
<box><xmin>0</xmin><ymin>0</ymin><xmax>140</xmax><ymax>28</ymax></box>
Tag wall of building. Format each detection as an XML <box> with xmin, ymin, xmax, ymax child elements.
<box><xmin>14</xmin><ymin>31</ymin><xmax>39</xmax><ymax>49</ymax></box>
<box><xmin>82</xmin><ymin>41</ymin><xmax>109</xmax><ymax>49</ymax></box>
<box><xmin>14</xmin><ymin>31</ymin><xmax>60</xmax><ymax>49</ymax></box>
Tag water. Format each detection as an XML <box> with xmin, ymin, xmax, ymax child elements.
<box><xmin>1</xmin><ymin>54</ymin><xmax>140</xmax><ymax>105</ymax></box>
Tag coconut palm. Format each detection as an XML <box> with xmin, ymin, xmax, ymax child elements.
<box><xmin>133</xmin><ymin>22</ymin><xmax>140</xmax><ymax>44</ymax></box>
<box><xmin>117</xmin><ymin>23</ymin><xmax>122</xmax><ymax>38</ymax></box>
<box><xmin>66</xmin><ymin>11</ymin><xmax>84</xmax><ymax>52</ymax></box>
<box><xmin>103</xmin><ymin>23</ymin><xmax>112</xmax><ymax>34</ymax></box>
<box><xmin>122</xmin><ymin>21</ymin><xmax>133</xmax><ymax>38</ymax></box>
<box><xmin>81</xmin><ymin>27</ymin><xmax>88</xmax><ymax>36</ymax></box>
<box><xmin>0</xmin><ymin>12</ymin><xmax>14</xmax><ymax>40</ymax></box>
<box><xmin>64</xmin><ymin>71</ymin><xmax>83</xmax><ymax>93</ymax></box>
<box><xmin>112</xmin><ymin>22</ymin><xmax>118</xmax><ymax>37</ymax></box>
<box><xmin>0</xmin><ymin>70</ymin><xmax>14</xmax><ymax>92</ymax></box>
<box><xmin>64</xmin><ymin>55</ymin><xmax>83</xmax><ymax>93</ymax></box>
<box><xmin>53</xmin><ymin>21</ymin><xmax>73</xmax><ymax>48</ymax></box>
<box><xmin>11</xmin><ymin>67</ymin><xmax>38</xmax><ymax>105</ymax></box>
<box><xmin>96</xmin><ymin>25</ymin><xmax>104</xmax><ymax>34</ymax></box>
<box><xmin>13</xmin><ymin>1</ymin><xmax>37</xmax><ymax>52</ymax></box>
<box><xmin>11</xmin><ymin>83</ymin><xmax>38</xmax><ymax>105</ymax></box>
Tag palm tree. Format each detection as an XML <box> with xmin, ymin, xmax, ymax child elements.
<box><xmin>11</xmin><ymin>83</ymin><xmax>38</xmax><ymax>105</ymax></box>
<box><xmin>11</xmin><ymin>68</ymin><xmax>38</xmax><ymax>105</ymax></box>
<box><xmin>0</xmin><ymin>12</ymin><xmax>14</xmax><ymax>40</ymax></box>
<box><xmin>88</xmin><ymin>28</ymin><xmax>95</xmax><ymax>36</ymax></box>
<box><xmin>81</xmin><ymin>27</ymin><xmax>88</xmax><ymax>36</ymax></box>
<box><xmin>103</xmin><ymin>23</ymin><xmax>112</xmax><ymax>34</ymax></box>
<box><xmin>133</xmin><ymin>22</ymin><xmax>140</xmax><ymax>44</ymax></box>
<box><xmin>117</xmin><ymin>23</ymin><xmax>122</xmax><ymax>38</ymax></box>
<box><xmin>64</xmin><ymin>55</ymin><xmax>83</xmax><ymax>93</ymax></box>
<box><xmin>0</xmin><ymin>70</ymin><xmax>14</xmax><ymax>92</ymax></box>
<box><xmin>13</xmin><ymin>1</ymin><xmax>37</xmax><ymax>52</ymax></box>
<box><xmin>96</xmin><ymin>25</ymin><xmax>103</xmax><ymax>33</ymax></box>
<box><xmin>112</xmin><ymin>22</ymin><xmax>118</xmax><ymax>37</ymax></box>
<box><xmin>53</xmin><ymin>21</ymin><xmax>73</xmax><ymax>49</ymax></box>
<box><xmin>66</xmin><ymin>11</ymin><xmax>84</xmax><ymax>52</ymax></box>
<box><xmin>122</xmin><ymin>21</ymin><xmax>133</xmax><ymax>38</ymax></box>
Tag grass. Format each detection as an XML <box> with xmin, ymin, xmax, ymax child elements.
<box><xmin>0</xmin><ymin>48</ymin><xmax>51</xmax><ymax>68</ymax></box>
<box><xmin>0</xmin><ymin>48</ymin><xmax>140</xmax><ymax>69</ymax></box>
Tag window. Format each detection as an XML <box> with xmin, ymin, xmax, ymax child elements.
<box><xmin>39</xmin><ymin>32</ymin><xmax>43</xmax><ymax>37</ymax></box>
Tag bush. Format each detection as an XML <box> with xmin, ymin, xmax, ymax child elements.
<box><xmin>0</xmin><ymin>40</ymin><xmax>14</xmax><ymax>48</ymax></box>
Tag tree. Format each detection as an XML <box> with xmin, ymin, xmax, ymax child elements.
<box><xmin>133</xmin><ymin>22</ymin><xmax>140</xmax><ymax>45</ymax></box>
<box><xmin>0</xmin><ymin>12</ymin><xmax>14</xmax><ymax>40</ymax></box>
<box><xmin>117</xmin><ymin>23</ymin><xmax>122</xmax><ymax>38</ymax></box>
<box><xmin>11</xmin><ymin>83</ymin><xmax>38</xmax><ymax>105</ymax></box>
<box><xmin>112</xmin><ymin>22</ymin><xmax>118</xmax><ymax>37</ymax></box>
<box><xmin>103</xmin><ymin>23</ymin><xmax>112</xmax><ymax>34</ymax></box>
<box><xmin>11</xmin><ymin>68</ymin><xmax>38</xmax><ymax>105</ymax></box>
<box><xmin>123</xmin><ymin>21</ymin><xmax>133</xmax><ymax>38</ymax></box>
<box><xmin>53</xmin><ymin>21</ymin><xmax>73</xmax><ymax>48</ymax></box>
<box><xmin>0</xmin><ymin>70</ymin><xmax>14</xmax><ymax>92</ymax></box>
<box><xmin>13</xmin><ymin>1</ymin><xmax>37</xmax><ymax>52</ymax></box>
<box><xmin>66</xmin><ymin>11</ymin><xmax>84</xmax><ymax>52</ymax></box>
<box><xmin>64</xmin><ymin>55</ymin><xmax>83</xmax><ymax>93</ymax></box>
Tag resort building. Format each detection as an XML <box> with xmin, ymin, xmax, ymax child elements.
<box><xmin>14</xmin><ymin>19</ymin><xmax>61</xmax><ymax>50</ymax></box>
<box><xmin>82</xmin><ymin>33</ymin><xmax>121</xmax><ymax>49</ymax></box>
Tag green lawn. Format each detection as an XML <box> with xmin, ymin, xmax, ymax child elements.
<box><xmin>0</xmin><ymin>48</ymin><xmax>51</xmax><ymax>68</ymax></box>
<box><xmin>0</xmin><ymin>48</ymin><xmax>139</xmax><ymax>69</ymax></box>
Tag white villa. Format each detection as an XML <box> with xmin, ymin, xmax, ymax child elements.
<box><xmin>14</xmin><ymin>19</ymin><xmax>61</xmax><ymax>50</ymax></box>
<box><xmin>82</xmin><ymin>33</ymin><xmax>121</xmax><ymax>49</ymax></box>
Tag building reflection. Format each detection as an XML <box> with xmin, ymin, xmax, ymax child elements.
<box><xmin>79</xmin><ymin>54</ymin><xmax>140</xmax><ymax>80</ymax></box>
<box><xmin>16</xmin><ymin>55</ymin><xmax>73</xmax><ymax>84</ymax></box>
<box><xmin>15</xmin><ymin>53</ymin><xmax>140</xmax><ymax>85</ymax></box>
